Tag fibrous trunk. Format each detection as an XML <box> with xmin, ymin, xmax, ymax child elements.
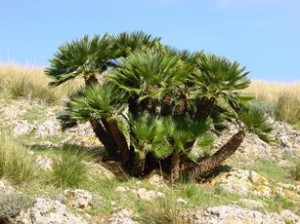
<box><xmin>185</xmin><ymin>130</ymin><xmax>245</xmax><ymax>180</ymax></box>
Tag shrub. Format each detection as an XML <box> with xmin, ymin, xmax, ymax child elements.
<box><xmin>0</xmin><ymin>193</ymin><xmax>33</xmax><ymax>223</ymax></box>
<box><xmin>52</xmin><ymin>146</ymin><xmax>89</xmax><ymax>187</ymax></box>
<box><xmin>0</xmin><ymin>130</ymin><xmax>37</xmax><ymax>184</ymax></box>
<box><xmin>249</xmin><ymin>100</ymin><xmax>276</xmax><ymax>118</ymax></box>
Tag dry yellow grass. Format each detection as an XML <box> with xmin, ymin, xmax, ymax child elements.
<box><xmin>245</xmin><ymin>80</ymin><xmax>300</xmax><ymax>127</ymax></box>
<box><xmin>0</xmin><ymin>62</ymin><xmax>83</xmax><ymax>104</ymax></box>
<box><xmin>245</xmin><ymin>80</ymin><xmax>300</xmax><ymax>103</ymax></box>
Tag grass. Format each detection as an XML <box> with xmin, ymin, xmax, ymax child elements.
<box><xmin>51</xmin><ymin>145</ymin><xmax>92</xmax><ymax>187</ymax></box>
<box><xmin>0</xmin><ymin>63</ymin><xmax>83</xmax><ymax>105</ymax></box>
<box><xmin>0</xmin><ymin>129</ymin><xmax>37</xmax><ymax>184</ymax></box>
<box><xmin>245</xmin><ymin>81</ymin><xmax>300</xmax><ymax>128</ymax></box>
<box><xmin>290</xmin><ymin>161</ymin><xmax>300</xmax><ymax>181</ymax></box>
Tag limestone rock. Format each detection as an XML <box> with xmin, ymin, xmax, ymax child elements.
<box><xmin>64</xmin><ymin>189</ymin><xmax>94</xmax><ymax>210</ymax></box>
<box><xmin>36</xmin><ymin>155</ymin><xmax>53</xmax><ymax>171</ymax></box>
<box><xmin>13</xmin><ymin>120</ymin><xmax>35</xmax><ymax>136</ymax></box>
<box><xmin>182</xmin><ymin>205</ymin><xmax>286</xmax><ymax>224</ymax></box>
<box><xmin>0</xmin><ymin>180</ymin><xmax>14</xmax><ymax>194</ymax></box>
<box><xmin>16</xmin><ymin>197</ymin><xmax>87</xmax><ymax>224</ymax></box>
<box><xmin>108</xmin><ymin>209</ymin><xmax>137</xmax><ymax>224</ymax></box>
<box><xmin>131</xmin><ymin>188</ymin><xmax>165</xmax><ymax>201</ymax></box>
<box><xmin>280</xmin><ymin>209</ymin><xmax>300</xmax><ymax>223</ymax></box>
<box><xmin>35</xmin><ymin>117</ymin><xmax>61</xmax><ymax>137</ymax></box>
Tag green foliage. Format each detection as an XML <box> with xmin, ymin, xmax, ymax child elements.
<box><xmin>45</xmin><ymin>34</ymin><xmax>113</xmax><ymax>86</ymax></box>
<box><xmin>250</xmin><ymin>100</ymin><xmax>276</xmax><ymax>118</ymax></box>
<box><xmin>0</xmin><ymin>130</ymin><xmax>37</xmax><ymax>184</ymax></box>
<box><xmin>52</xmin><ymin>146</ymin><xmax>89</xmax><ymax>187</ymax></box>
<box><xmin>0</xmin><ymin>193</ymin><xmax>33</xmax><ymax>222</ymax></box>
<box><xmin>239</xmin><ymin>106</ymin><xmax>273</xmax><ymax>142</ymax></box>
<box><xmin>46</xmin><ymin>31</ymin><xmax>271</xmax><ymax>180</ymax></box>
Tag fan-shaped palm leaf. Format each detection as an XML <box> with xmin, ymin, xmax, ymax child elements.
<box><xmin>45</xmin><ymin>34</ymin><xmax>114</xmax><ymax>86</ymax></box>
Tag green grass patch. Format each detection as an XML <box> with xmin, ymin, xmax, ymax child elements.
<box><xmin>251</xmin><ymin>159</ymin><xmax>292</xmax><ymax>184</ymax></box>
<box><xmin>0</xmin><ymin>129</ymin><xmax>37</xmax><ymax>185</ymax></box>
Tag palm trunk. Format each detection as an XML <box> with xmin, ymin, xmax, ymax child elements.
<box><xmin>89</xmin><ymin>119</ymin><xmax>118</xmax><ymax>158</ymax></box>
<box><xmin>195</xmin><ymin>96</ymin><xmax>215</xmax><ymax>121</ymax></box>
<box><xmin>170</xmin><ymin>154</ymin><xmax>181</xmax><ymax>182</ymax></box>
<box><xmin>130</xmin><ymin>153</ymin><xmax>146</xmax><ymax>177</ymax></box>
<box><xmin>84</xmin><ymin>74</ymin><xmax>119</xmax><ymax>159</ymax></box>
<box><xmin>185</xmin><ymin>130</ymin><xmax>245</xmax><ymax>180</ymax></box>
<box><xmin>102</xmin><ymin>119</ymin><xmax>129</xmax><ymax>165</ymax></box>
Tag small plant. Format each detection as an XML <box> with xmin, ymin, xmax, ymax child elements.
<box><xmin>138</xmin><ymin>193</ymin><xmax>182</xmax><ymax>224</ymax></box>
<box><xmin>52</xmin><ymin>146</ymin><xmax>89</xmax><ymax>187</ymax></box>
<box><xmin>250</xmin><ymin>100</ymin><xmax>276</xmax><ymax>118</ymax></box>
<box><xmin>290</xmin><ymin>161</ymin><xmax>300</xmax><ymax>181</ymax></box>
<box><xmin>0</xmin><ymin>130</ymin><xmax>37</xmax><ymax>184</ymax></box>
<box><xmin>0</xmin><ymin>193</ymin><xmax>33</xmax><ymax>223</ymax></box>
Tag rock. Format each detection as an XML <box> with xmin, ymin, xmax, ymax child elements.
<box><xmin>131</xmin><ymin>188</ymin><xmax>165</xmax><ymax>201</ymax></box>
<box><xmin>0</xmin><ymin>180</ymin><xmax>14</xmax><ymax>194</ymax></box>
<box><xmin>36</xmin><ymin>155</ymin><xmax>53</xmax><ymax>171</ymax></box>
<box><xmin>108</xmin><ymin>209</ymin><xmax>137</xmax><ymax>224</ymax></box>
<box><xmin>177</xmin><ymin>198</ymin><xmax>188</xmax><ymax>205</ymax></box>
<box><xmin>115</xmin><ymin>186</ymin><xmax>130</xmax><ymax>193</ymax></box>
<box><xmin>84</xmin><ymin>161</ymin><xmax>116</xmax><ymax>180</ymax></box>
<box><xmin>211</xmin><ymin>169</ymin><xmax>271</xmax><ymax>197</ymax></box>
<box><xmin>280</xmin><ymin>209</ymin><xmax>300</xmax><ymax>223</ymax></box>
<box><xmin>16</xmin><ymin>197</ymin><xmax>87</xmax><ymax>224</ymax></box>
<box><xmin>206</xmin><ymin>205</ymin><xmax>284</xmax><ymax>224</ymax></box>
<box><xmin>64</xmin><ymin>189</ymin><xmax>94</xmax><ymax>210</ymax></box>
<box><xmin>13</xmin><ymin>120</ymin><xmax>35</xmax><ymax>136</ymax></box>
<box><xmin>35</xmin><ymin>117</ymin><xmax>61</xmax><ymax>137</ymax></box>
<box><xmin>146</xmin><ymin>169</ymin><xmax>168</xmax><ymax>187</ymax></box>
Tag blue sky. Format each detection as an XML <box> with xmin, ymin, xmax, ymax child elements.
<box><xmin>0</xmin><ymin>0</ymin><xmax>299</xmax><ymax>82</ymax></box>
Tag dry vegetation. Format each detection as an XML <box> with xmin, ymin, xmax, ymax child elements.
<box><xmin>1</xmin><ymin>63</ymin><xmax>299</xmax><ymax>127</ymax></box>
<box><xmin>244</xmin><ymin>80</ymin><xmax>300</xmax><ymax>128</ymax></box>
<box><xmin>0</xmin><ymin>63</ymin><xmax>82</xmax><ymax>104</ymax></box>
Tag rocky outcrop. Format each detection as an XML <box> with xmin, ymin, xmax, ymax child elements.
<box><xmin>181</xmin><ymin>205</ymin><xmax>300</xmax><ymax>224</ymax></box>
<box><xmin>116</xmin><ymin>186</ymin><xmax>165</xmax><ymax>201</ymax></box>
<box><xmin>64</xmin><ymin>189</ymin><xmax>95</xmax><ymax>210</ymax></box>
<box><xmin>211</xmin><ymin>169</ymin><xmax>300</xmax><ymax>200</ymax></box>
<box><xmin>16</xmin><ymin>198</ymin><xmax>87</xmax><ymax>224</ymax></box>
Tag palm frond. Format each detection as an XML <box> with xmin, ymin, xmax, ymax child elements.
<box><xmin>239</xmin><ymin>106</ymin><xmax>273</xmax><ymax>142</ymax></box>
<box><xmin>45</xmin><ymin>34</ymin><xmax>113</xmax><ymax>86</ymax></box>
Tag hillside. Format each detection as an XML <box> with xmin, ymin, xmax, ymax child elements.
<box><xmin>0</xmin><ymin>64</ymin><xmax>300</xmax><ymax>223</ymax></box>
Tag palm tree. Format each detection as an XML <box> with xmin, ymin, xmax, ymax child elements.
<box><xmin>46</xmin><ymin>31</ymin><xmax>273</xmax><ymax>182</ymax></box>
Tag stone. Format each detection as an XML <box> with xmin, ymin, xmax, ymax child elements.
<box><xmin>13</xmin><ymin>120</ymin><xmax>35</xmax><ymax>136</ymax></box>
<box><xmin>0</xmin><ymin>180</ymin><xmax>14</xmax><ymax>194</ymax></box>
<box><xmin>35</xmin><ymin>117</ymin><xmax>61</xmax><ymax>137</ymax></box>
<box><xmin>36</xmin><ymin>155</ymin><xmax>53</xmax><ymax>171</ymax></box>
<box><xmin>16</xmin><ymin>197</ymin><xmax>87</xmax><ymax>224</ymax></box>
<box><xmin>84</xmin><ymin>161</ymin><xmax>116</xmax><ymax>180</ymax></box>
<box><xmin>131</xmin><ymin>188</ymin><xmax>165</xmax><ymax>201</ymax></box>
<box><xmin>177</xmin><ymin>198</ymin><xmax>188</xmax><ymax>205</ymax></box>
<box><xmin>64</xmin><ymin>189</ymin><xmax>94</xmax><ymax>210</ymax></box>
<box><xmin>280</xmin><ymin>209</ymin><xmax>300</xmax><ymax>223</ymax></box>
<box><xmin>108</xmin><ymin>209</ymin><xmax>137</xmax><ymax>224</ymax></box>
